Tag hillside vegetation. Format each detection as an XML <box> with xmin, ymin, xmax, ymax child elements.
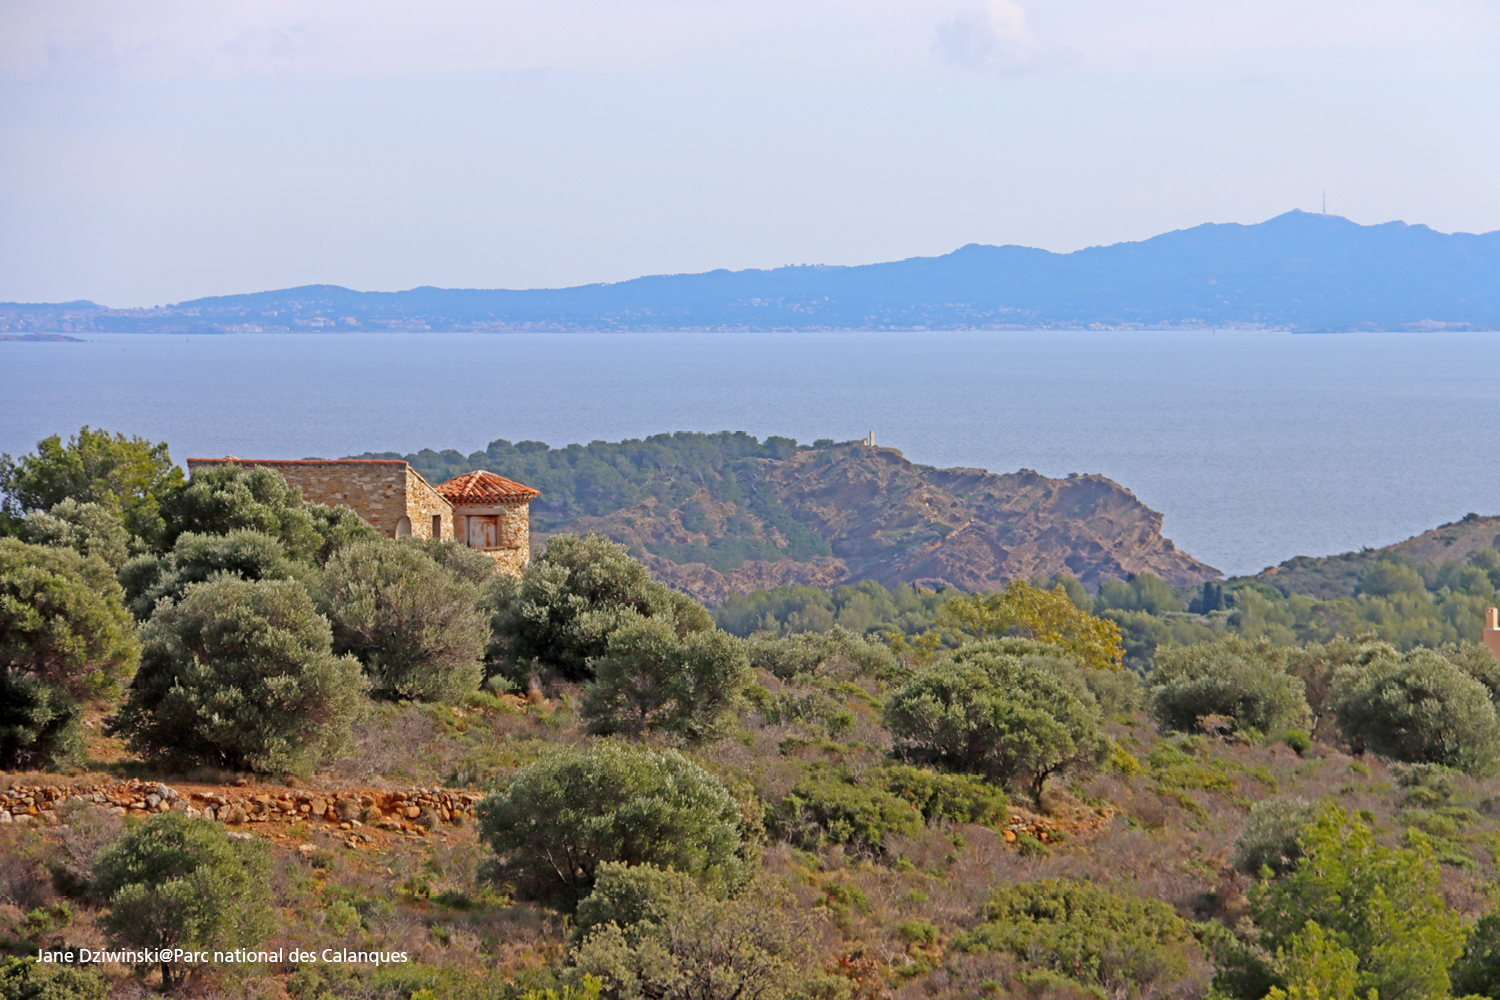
<box><xmin>6</xmin><ymin>427</ymin><xmax>1500</xmax><ymax>1000</ymax></box>
<box><xmin>357</xmin><ymin>432</ymin><xmax>1218</xmax><ymax>604</ymax></box>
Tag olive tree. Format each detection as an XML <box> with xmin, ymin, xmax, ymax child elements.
<box><xmin>0</xmin><ymin>538</ymin><xmax>138</xmax><ymax>699</ymax></box>
<box><xmin>1328</xmin><ymin>647</ymin><xmax>1500</xmax><ymax>775</ymax></box>
<box><xmin>476</xmin><ymin>742</ymin><xmax>746</xmax><ymax>911</ymax></box>
<box><xmin>582</xmin><ymin>614</ymin><xmax>750</xmax><ymax>742</ymax></box>
<box><xmin>0</xmin><ymin>672</ymin><xmax>83</xmax><ymax>771</ymax></box>
<box><xmin>22</xmin><ymin>499</ymin><xmax>130</xmax><ymax>572</ymax></box>
<box><xmin>884</xmin><ymin>647</ymin><xmax>1108</xmax><ymax>798</ymax></box>
<box><xmin>158</xmin><ymin>463</ymin><xmax>374</xmax><ymax>562</ymax></box>
<box><xmin>118</xmin><ymin>529</ymin><xmax>305</xmax><ymax>620</ymax></box>
<box><xmin>1148</xmin><ymin>636</ymin><xmax>1311</xmax><ymax>738</ymax></box>
<box><xmin>93</xmin><ymin>812</ymin><xmax>273</xmax><ymax>990</ymax></box>
<box><xmin>487</xmin><ymin>533</ymin><xmax>713</xmax><ymax>682</ymax></box>
<box><xmin>321</xmin><ymin>539</ymin><xmax>487</xmax><ymax>702</ymax></box>
<box><xmin>112</xmin><ymin>576</ymin><xmax>364</xmax><ymax>775</ymax></box>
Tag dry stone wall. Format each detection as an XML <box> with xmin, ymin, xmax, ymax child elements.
<box><xmin>1</xmin><ymin>779</ymin><xmax>482</xmax><ymax>850</ymax></box>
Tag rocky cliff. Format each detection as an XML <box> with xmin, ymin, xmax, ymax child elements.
<box><xmin>548</xmin><ymin>443</ymin><xmax>1219</xmax><ymax>605</ymax></box>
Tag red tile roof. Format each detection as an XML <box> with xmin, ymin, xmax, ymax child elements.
<box><xmin>435</xmin><ymin>470</ymin><xmax>540</xmax><ymax>504</ymax></box>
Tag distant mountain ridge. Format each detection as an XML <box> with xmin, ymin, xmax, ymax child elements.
<box><xmin>5</xmin><ymin>211</ymin><xmax>1497</xmax><ymax>333</ymax></box>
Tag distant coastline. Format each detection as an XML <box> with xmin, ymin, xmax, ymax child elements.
<box><xmin>4</xmin><ymin>211</ymin><xmax>1496</xmax><ymax>336</ymax></box>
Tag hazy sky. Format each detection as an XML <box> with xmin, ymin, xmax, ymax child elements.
<box><xmin>2</xmin><ymin>0</ymin><xmax>1497</xmax><ymax>306</ymax></box>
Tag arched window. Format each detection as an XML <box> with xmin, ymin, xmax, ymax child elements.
<box><xmin>395</xmin><ymin>516</ymin><xmax>412</xmax><ymax>538</ymax></box>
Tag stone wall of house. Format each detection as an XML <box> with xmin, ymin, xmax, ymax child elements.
<box><xmin>451</xmin><ymin>500</ymin><xmax>531</xmax><ymax>576</ymax></box>
<box><xmin>185</xmin><ymin>459</ymin><xmax>452</xmax><ymax>540</ymax></box>
<box><xmin>493</xmin><ymin>500</ymin><xmax>530</xmax><ymax>575</ymax></box>
<box><xmin>403</xmin><ymin>466</ymin><xmax>454</xmax><ymax>540</ymax></box>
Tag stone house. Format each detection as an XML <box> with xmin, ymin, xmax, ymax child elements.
<box><xmin>184</xmin><ymin>457</ymin><xmax>539</xmax><ymax>574</ymax></box>
<box><xmin>1486</xmin><ymin>607</ymin><xmax>1500</xmax><ymax>659</ymax></box>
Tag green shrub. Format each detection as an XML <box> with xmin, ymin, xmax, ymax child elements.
<box><xmin>769</xmin><ymin>766</ymin><xmax>921</xmax><ymax>855</ymax></box>
<box><xmin>0</xmin><ymin>426</ymin><xmax>183</xmax><ymax>545</ymax></box>
<box><xmin>113</xmin><ymin>576</ymin><xmax>364</xmax><ymax>775</ymax></box>
<box><xmin>743</xmin><ymin>625</ymin><xmax>900</xmax><ymax>680</ymax></box>
<box><xmin>570</xmin><ymin>867</ymin><xmax>824</xmax><ymax>1000</ymax></box>
<box><xmin>957</xmin><ymin>879</ymin><xmax>1192</xmax><ymax>996</ymax></box>
<box><xmin>321</xmin><ymin>539</ymin><xmax>487</xmax><ymax>703</ymax></box>
<box><xmin>159</xmin><ymin>463</ymin><xmax>373</xmax><ymax>561</ymax></box>
<box><xmin>582</xmin><ymin>615</ymin><xmax>750</xmax><ymax>742</ymax></box>
<box><xmin>0</xmin><ymin>958</ymin><xmax>107</xmax><ymax>1000</ymax></box>
<box><xmin>571</xmin><ymin>861</ymin><xmax>698</xmax><ymax>946</ymax></box>
<box><xmin>1148</xmin><ymin>636</ymin><xmax>1310</xmax><ymax>737</ymax></box>
<box><xmin>1329</xmin><ymin>647</ymin><xmax>1500</xmax><ymax>775</ymax></box>
<box><xmin>884</xmin><ymin>649</ymin><xmax>1107</xmax><ymax>797</ymax></box>
<box><xmin>476</xmin><ymin>742</ymin><xmax>746</xmax><ymax>911</ymax></box>
<box><xmin>92</xmin><ymin>812</ymin><xmax>274</xmax><ymax>990</ymax></box>
<box><xmin>0</xmin><ymin>674</ymin><xmax>83</xmax><ymax>771</ymax></box>
<box><xmin>486</xmin><ymin>533</ymin><xmax>713</xmax><ymax>683</ymax></box>
<box><xmin>1231</xmin><ymin>797</ymin><xmax>1316</xmax><ymax>876</ymax></box>
<box><xmin>21</xmin><ymin>500</ymin><xmax>129</xmax><ymax>572</ymax></box>
<box><xmin>1233</xmin><ymin>805</ymin><xmax>1464</xmax><ymax>1000</ymax></box>
<box><xmin>118</xmin><ymin>529</ymin><xmax>305</xmax><ymax>620</ymax></box>
<box><xmin>1451</xmin><ymin>911</ymin><xmax>1500</xmax><ymax>999</ymax></box>
<box><xmin>0</xmin><ymin>538</ymin><xmax>139</xmax><ymax>700</ymax></box>
<box><xmin>882</xmin><ymin>764</ymin><xmax>1009</xmax><ymax>827</ymax></box>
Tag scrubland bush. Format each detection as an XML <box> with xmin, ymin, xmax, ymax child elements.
<box><xmin>0</xmin><ymin>958</ymin><xmax>107</xmax><ymax>1000</ymax></box>
<box><xmin>957</xmin><ymin>878</ymin><xmax>1193</xmax><ymax>997</ymax></box>
<box><xmin>744</xmin><ymin>624</ymin><xmax>899</xmax><ymax>680</ymax></box>
<box><xmin>93</xmin><ymin>812</ymin><xmax>273</xmax><ymax>990</ymax></box>
<box><xmin>1148</xmin><ymin>636</ymin><xmax>1310</xmax><ymax>737</ymax></box>
<box><xmin>487</xmin><ymin>533</ymin><xmax>713</xmax><ymax>682</ymax></box>
<box><xmin>0</xmin><ymin>538</ymin><xmax>138</xmax><ymax>699</ymax></box>
<box><xmin>476</xmin><ymin>742</ymin><xmax>746</xmax><ymax>911</ymax></box>
<box><xmin>1231</xmin><ymin>797</ymin><xmax>1317</xmax><ymax>876</ymax></box>
<box><xmin>113</xmin><ymin>576</ymin><xmax>363</xmax><ymax>775</ymax></box>
<box><xmin>1220</xmin><ymin>804</ymin><xmax>1464</xmax><ymax>1000</ymax></box>
<box><xmin>321</xmin><ymin>538</ymin><xmax>487</xmax><ymax>702</ymax></box>
<box><xmin>582</xmin><ymin>614</ymin><xmax>750</xmax><ymax>742</ymax></box>
<box><xmin>118</xmin><ymin>529</ymin><xmax>305</xmax><ymax>620</ymax></box>
<box><xmin>769</xmin><ymin>766</ymin><xmax>922</xmax><ymax>855</ymax></box>
<box><xmin>0</xmin><ymin>672</ymin><xmax>83</xmax><ymax>771</ymax></box>
<box><xmin>883</xmin><ymin>764</ymin><xmax>1009</xmax><ymax>827</ymax></box>
<box><xmin>22</xmin><ymin>499</ymin><xmax>130</xmax><ymax>571</ymax></box>
<box><xmin>1329</xmin><ymin>647</ymin><xmax>1500</xmax><ymax>775</ymax></box>
<box><xmin>158</xmin><ymin>462</ymin><xmax>373</xmax><ymax>561</ymax></box>
<box><xmin>569</xmin><ymin>864</ymin><xmax>831</xmax><ymax>1000</ymax></box>
<box><xmin>885</xmin><ymin>647</ymin><xmax>1107</xmax><ymax>797</ymax></box>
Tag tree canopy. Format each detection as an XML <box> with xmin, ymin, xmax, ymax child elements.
<box><xmin>0</xmin><ymin>427</ymin><xmax>184</xmax><ymax>543</ymax></box>
<box><xmin>113</xmin><ymin>575</ymin><xmax>364</xmax><ymax>775</ymax></box>
<box><xmin>476</xmin><ymin>742</ymin><xmax>747</xmax><ymax>912</ymax></box>
<box><xmin>0</xmin><ymin>538</ymin><xmax>139</xmax><ymax>699</ymax></box>
<box><xmin>884</xmin><ymin>644</ymin><xmax>1109</xmax><ymax>797</ymax></box>
<box><xmin>941</xmin><ymin>580</ymin><xmax>1125</xmax><ymax>671</ymax></box>
<box><xmin>92</xmin><ymin>812</ymin><xmax>273</xmax><ymax>990</ymax></box>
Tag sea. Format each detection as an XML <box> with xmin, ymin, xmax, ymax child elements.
<box><xmin>2</xmin><ymin>329</ymin><xmax>1496</xmax><ymax>579</ymax></box>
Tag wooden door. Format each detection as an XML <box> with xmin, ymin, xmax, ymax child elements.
<box><xmin>468</xmin><ymin>516</ymin><xmax>497</xmax><ymax>548</ymax></box>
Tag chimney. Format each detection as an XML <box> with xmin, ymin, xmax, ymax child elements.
<box><xmin>1485</xmin><ymin>608</ymin><xmax>1500</xmax><ymax>659</ymax></box>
